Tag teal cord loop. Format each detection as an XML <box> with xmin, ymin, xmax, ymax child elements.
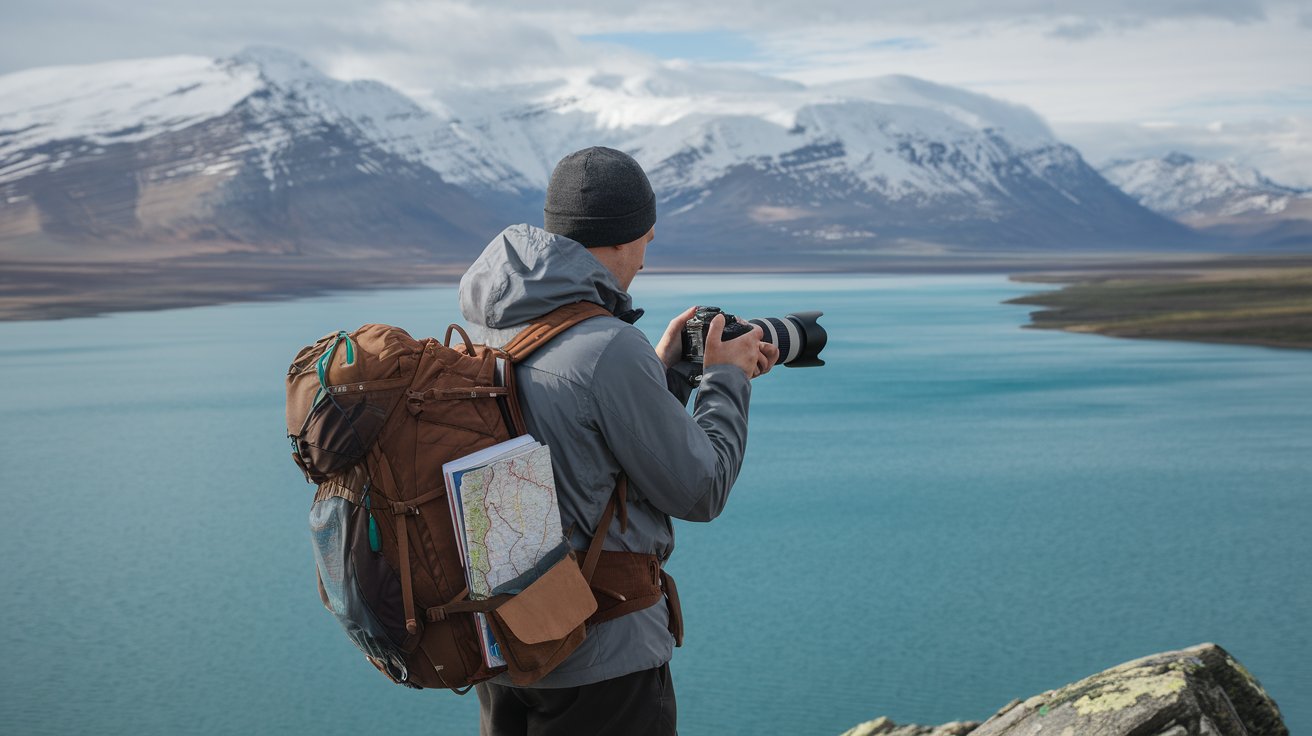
<box><xmin>312</xmin><ymin>331</ymin><xmax>354</xmax><ymax>407</ymax></box>
<box><xmin>364</xmin><ymin>490</ymin><xmax>381</xmax><ymax>553</ymax></box>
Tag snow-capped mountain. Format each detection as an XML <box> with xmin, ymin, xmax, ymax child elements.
<box><xmin>1101</xmin><ymin>152</ymin><xmax>1310</xmax><ymax>223</ymax></box>
<box><xmin>0</xmin><ymin>47</ymin><xmax>507</xmax><ymax>259</ymax></box>
<box><xmin>424</xmin><ymin>66</ymin><xmax>1196</xmax><ymax>257</ymax></box>
<box><xmin>0</xmin><ymin>47</ymin><xmax>1202</xmax><ymax>263</ymax></box>
<box><xmin>1100</xmin><ymin>152</ymin><xmax>1312</xmax><ymax>250</ymax></box>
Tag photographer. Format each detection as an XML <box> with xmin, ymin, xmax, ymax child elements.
<box><xmin>459</xmin><ymin>146</ymin><xmax>777</xmax><ymax>735</ymax></box>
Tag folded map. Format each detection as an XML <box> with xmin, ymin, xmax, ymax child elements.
<box><xmin>442</xmin><ymin>435</ymin><xmax>564</xmax><ymax>669</ymax></box>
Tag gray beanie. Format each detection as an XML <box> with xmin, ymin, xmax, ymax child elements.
<box><xmin>544</xmin><ymin>147</ymin><xmax>656</xmax><ymax>248</ymax></box>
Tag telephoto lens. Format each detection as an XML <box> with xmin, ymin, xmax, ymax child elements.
<box><xmin>681</xmin><ymin>306</ymin><xmax>827</xmax><ymax>368</ymax></box>
<box><xmin>745</xmin><ymin>312</ymin><xmax>826</xmax><ymax>367</ymax></box>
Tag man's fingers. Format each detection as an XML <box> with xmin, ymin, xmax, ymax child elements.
<box><xmin>705</xmin><ymin>314</ymin><xmax>726</xmax><ymax>345</ymax></box>
<box><xmin>668</xmin><ymin>305</ymin><xmax>698</xmax><ymax>331</ymax></box>
<box><xmin>656</xmin><ymin>306</ymin><xmax>702</xmax><ymax>370</ymax></box>
<box><xmin>704</xmin><ymin>315</ymin><xmax>777</xmax><ymax>378</ymax></box>
<box><xmin>748</xmin><ymin>343</ymin><xmax>779</xmax><ymax>379</ymax></box>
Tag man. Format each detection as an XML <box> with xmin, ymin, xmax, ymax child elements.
<box><xmin>458</xmin><ymin>146</ymin><xmax>778</xmax><ymax>735</ymax></box>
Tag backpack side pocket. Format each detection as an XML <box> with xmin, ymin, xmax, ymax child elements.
<box><xmin>310</xmin><ymin>495</ymin><xmax>415</xmax><ymax>685</ymax></box>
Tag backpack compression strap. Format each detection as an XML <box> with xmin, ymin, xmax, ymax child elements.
<box><xmin>581</xmin><ymin>475</ymin><xmax>628</xmax><ymax>582</ymax></box>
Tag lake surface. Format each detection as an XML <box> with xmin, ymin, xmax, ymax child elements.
<box><xmin>1</xmin><ymin>274</ymin><xmax>1308</xmax><ymax>735</ymax></box>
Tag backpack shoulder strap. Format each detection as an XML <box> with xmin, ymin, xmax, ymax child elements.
<box><xmin>501</xmin><ymin>301</ymin><xmax>612</xmax><ymax>363</ymax></box>
<box><xmin>494</xmin><ymin>300</ymin><xmax>613</xmax><ymax>439</ymax></box>
<box><xmin>492</xmin><ymin>300</ymin><xmax>633</xmax><ymax>585</ymax></box>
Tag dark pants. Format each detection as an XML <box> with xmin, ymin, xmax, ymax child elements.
<box><xmin>476</xmin><ymin>664</ymin><xmax>677</xmax><ymax>736</ymax></box>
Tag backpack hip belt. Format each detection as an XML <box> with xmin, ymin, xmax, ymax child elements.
<box><xmin>577</xmin><ymin>475</ymin><xmax>684</xmax><ymax>646</ymax></box>
<box><xmin>586</xmin><ymin>551</ymin><xmax>683</xmax><ymax>647</ymax></box>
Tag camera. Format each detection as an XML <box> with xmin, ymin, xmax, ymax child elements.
<box><xmin>681</xmin><ymin>306</ymin><xmax>827</xmax><ymax>369</ymax></box>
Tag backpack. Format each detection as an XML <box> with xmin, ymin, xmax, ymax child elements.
<box><xmin>285</xmin><ymin>302</ymin><xmax>682</xmax><ymax>690</ymax></box>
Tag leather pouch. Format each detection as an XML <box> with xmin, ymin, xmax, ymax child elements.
<box><xmin>487</xmin><ymin>551</ymin><xmax>597</xmax><ymax>685</ymax></box>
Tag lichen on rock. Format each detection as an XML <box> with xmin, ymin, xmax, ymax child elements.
<box><xmin>840</xmin><ymin>643</ymin><xmax>1287</xmax><ymax>736</ymax></box>
<box><xmin>1070</xmin><ymin>668</ymin><xmax>1187</xmax><ymax>715</ymax></box>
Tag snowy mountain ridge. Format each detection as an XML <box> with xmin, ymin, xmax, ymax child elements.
<box><xmin>1100</xmin><ymin>152</ymin><xmax>1310</xmax><ymax>222</ymax></box>
<box><xmin>1</xmin><ymin>46</ymin><xmax>1056</xmax><ymax>196</ymax></box>
<box><xmin>0</xmin><ymin>47</ymin><xmax>1204</xmax><ymax>258</ymax></box>
<box><xmin>411</xmin><ymin>65</ymin><xmax>1059</xmax><ymax>195</ymax></box>
<box><xmin>0</xmin><ymin>47</ymin><xmax>520</xmax><ymax>193</ymax></box>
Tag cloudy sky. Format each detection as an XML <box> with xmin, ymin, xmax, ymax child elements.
<box><xmin>4</xmin><ymin>0</ymin><xmax>1310</xmax><ymax>185</ymax></box>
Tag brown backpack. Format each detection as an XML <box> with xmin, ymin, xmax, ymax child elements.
<box><xmin>286</xmin><ymin>302</ymin><xmax>681</xmax><ymax>690</ymax></box>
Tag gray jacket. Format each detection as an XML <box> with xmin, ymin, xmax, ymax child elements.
<box><xmin>458</xmin><ymin>224</ymin><xmax>752</xmax><ymax>687</ymax></box>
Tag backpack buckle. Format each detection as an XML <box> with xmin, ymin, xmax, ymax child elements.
<box><xmin>390</xmin><ymin>501</ymin><xmax>421</xmax><ymax>516</ymax></box>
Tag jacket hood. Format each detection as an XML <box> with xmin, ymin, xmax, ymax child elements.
<box><xmin>459</xmin><ymin>224</ymin><xmax>634</xmax><ymax>329</ymax></box>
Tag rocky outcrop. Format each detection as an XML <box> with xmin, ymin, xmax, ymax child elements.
<box><xmin>842</xmin><ymin>644</ymin><xmax>1286</xmax><ymax>736</ymax></box>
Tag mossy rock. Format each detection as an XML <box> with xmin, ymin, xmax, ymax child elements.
<box><xmin>968</xmin><ymin>643</ymin><xmax>1285</xmax><ymax>736</ymax></box>
<box><xmin>842</xmin><ymin>643</ymin><xmax>1286</xmax><ymax>736</ymax></box>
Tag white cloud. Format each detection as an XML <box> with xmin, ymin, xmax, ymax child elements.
<box><xmin>346</xmin><ymin>0</ymin><xmax>1272</xmax><ymax>30</ymax></box>
<box><xmin>757</xmin><ymin>10</ymin><xmax>1310</xmax><ymax>124</ymax></box>
<box><xmin>1056</xmin><ymin>117</ymin><xmax>1312</xmax><ymax>188</ymax></box>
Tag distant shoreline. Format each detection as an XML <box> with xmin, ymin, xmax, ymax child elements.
<box><xmin>1007</xmin><ymin>257</ymin><xmax>1312</xmax><ymax>351</ymax></box>
<box><xmin>3</xmin><ymin>251</ymin><xmax>1311</xmax><ymax>325</ymax></box>
<box><xmin>0</xmin><ymin>251</ymin><xmax>1105</xmax><ymax>322</ymax></box>
<box><xmin>0</xmin><ymin>256</ymin><xmax>471</xmax><ymax>322</ymax></box>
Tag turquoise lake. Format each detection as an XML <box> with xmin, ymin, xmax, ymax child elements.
<box><xmin>1</xmin><ymin>273</ymin><xmax>1308</xmax><ymax>735</ymax></box>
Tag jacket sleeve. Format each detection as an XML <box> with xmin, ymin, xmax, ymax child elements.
<box><xmin>664</xmin><ymin>361</ymin><xmax>697</xmax><ymax>406</ymax></box>
<box><xmin>589</xmin><ymin>326</ymin><xmax>752</xmax><ymax>522</ymax></box>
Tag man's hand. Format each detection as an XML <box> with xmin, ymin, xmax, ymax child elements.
<box><xmin>704</xmin><ymin>315</ymin><xmax>778</xmax><ymax>379</ymax></box>
<box><xmin>655</xmin><ymin>305</ymin><xmax>699</xmax><ymax>370</ymax></box>
<box><xmin>754</xmin><ymin>334</ymin><xmax>780</xmax><ymax>379</ymax></box>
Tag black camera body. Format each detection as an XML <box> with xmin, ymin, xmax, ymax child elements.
<box><xmin>681</xmin><ymin>306</ymin><xmax>753</xmax><ymax>365</ymax></box>
<box><xmin>680</xmin><ymin>305</ymin><xmax>827</xmax><ymax>369</ymax></box>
